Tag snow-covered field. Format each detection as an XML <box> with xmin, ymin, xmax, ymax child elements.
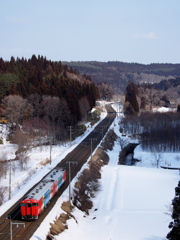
<box><xmin>0</xmin><ymin>103</ymin><xmax>179</xmax><ymax>240</ymax></box>
<box><xmin>55</xmin><ymin>167</ymin><xmax>177</xmax><ymax>240</ymax></box>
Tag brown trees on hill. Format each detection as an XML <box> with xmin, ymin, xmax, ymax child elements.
<box><xmin>0</xmin><ymin>55</ymin><xmax>100</xmax><ymax>131</ymax></box>
<box><xmin>120</xmin><ymin>111</ymin><xmax>180</xmax><ymax>152</ymax></box>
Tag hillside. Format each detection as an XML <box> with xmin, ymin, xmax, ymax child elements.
<box><xmin>63</xmin><ymin>61</ymin><xmax>180</xmax><ymax>94</ymax></box>
<box><xmin>123</xmin><ymin>78</ymin><xmax>180</xmax><ymax>115</ymax></box>
<box><xmin>0</xmin><ymin>56</ymin><xmax>100</xmax><ymax>142</ymax></box>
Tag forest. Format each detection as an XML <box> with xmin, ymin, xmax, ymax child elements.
<box><xmin>122</xmin><ymin>82</ymin><xmax>180</xmax><ymax>152</ymax></box>
<box><xmin>121</xmin><ymin>111</ymin><xmax>180</xmax><ymax>152</ymax></box>
<box><xmin>150</xmin><ymin>77</ymin><xmax>180</xmax><ymax>91</ymax></box>
<box><xmin>0</xmin><ymin>55</ymin><xmax>100</xmax><ymax>143</ymax></box>
<box><xmin>63</xmin><ymin>61</ymin><xmax>180</xmax><ymax>94</ymax></box>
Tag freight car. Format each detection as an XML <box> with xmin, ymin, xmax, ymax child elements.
<box><xmin>20</xmin><ymin>168</ymin><xmax>66</xmax><ymax>220</ymax></box>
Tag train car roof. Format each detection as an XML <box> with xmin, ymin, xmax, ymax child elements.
<box><xmin>23</xmin><ymin>168</ymin><xmax>65</xmax><ymax>201</ymax></box>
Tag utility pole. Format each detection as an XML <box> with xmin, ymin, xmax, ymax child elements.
<box><xmin>119</xmin><ymin>102</ymin><xmax>121</xmax><ymax>117</ymax></box>
<box><xmin>69</xmin><ymin>126</ymin><xmax>72</xmax><ymax>142</ymax></box>
<box><xmin>9</xmin><ymin>218</ymin><xmax>25</xmax><ymax>240</ymax></box>
<box><xmin>67</xmin><ymin>126</ymin><xmax>72</xmax><ymax>143</ymax></box>
<box><xmin>67</xmin><ymin>161</ymin><xmax>77</xmax><ymax>202</ymax></box>
<box><xmin>89</xmin><ymin>138</ymin><xmax>97</xmax><ymax>162</ymax></box>
<box><xmin>50</xmin><ymin>138</ymin><xmax>52</xmax><ymax>164</ymax></box>
<box><xmin>10</xmin><ymin>219</ymin><xmax>12</xmax><ymax>240</ymax></box>
<box><xmin>9</xmin><ymin>158</ymin><xmax>12</xmax><ymax>200</ymax></box>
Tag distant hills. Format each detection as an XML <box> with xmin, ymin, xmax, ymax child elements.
<box><xmin>63</xmin><ymin>61</ymin><xmax>180</xmax><ymax>94</ymax></box>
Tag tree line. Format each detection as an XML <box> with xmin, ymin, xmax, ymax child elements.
<box><xmin>0</xmin><ymin>55</ymin><xmax>100</xmax><ymax>139</ymax></box>
<box><xmin>120</xmin><ymin>111</ymin><xmax>180</xmax><ymax>152</ymax></box>
<box><xmin>149</xmin><ymin>77</ymin><xmax>180</xmax><ymax>91</ymax></box>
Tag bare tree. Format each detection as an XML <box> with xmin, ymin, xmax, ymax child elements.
<box><xmin>27</xmin><ymin>94</ymin><xmax>42</xmax><ymax>117</ymax></box>
<box><xmin>98</xmin><ymin>83</ymin><xmax>113</xmax><ymax>100</ymax></box>
<box><xmin>41</xmin><ymin>96</ymin><xmax>60</xmax><ymax>143</ymax></box>
<box><xmin>118</xmin><ymin>136</ymin><xmax>128</xmax><ymax>150</ymax></box>
<box><xmin>11</xmin><ymin>130</ymin><xmax>32</xmax><ymax>171</ymax></box>
<box><xmin>41</xmin><ymin>96</ymin><xmax>73</xmax><ymax>143</ymax></box>
<box><xmin>0</xmin><ymin>186</ymin><xmax>8</xmax><ymax>206</ymax></box>
<box><xmin>0</xmin><ymin>152</ymin><xmax>8</xmax><ymax>180</ymax></box>
<box><xmin>11</xmin><ymin>130</ymin><xmax>32</xmax><ymax>152</ymax></box>
<box><xmin>1</xmin><ymin>95</ymin><xmax>28</xmax><ymax>125</ymax></box>
<box><xmin>17</xmin><ymin>151</ymin><xmax>29</xmax><ymax>171</ymax></box>
<box><xmin>121</xmin><ymin>111</ymin><xmax>180</xmax><ymax>152</ymax></box>
<box><xmin>152</xmin><ymin>151</ymin><xmax>162</xmax><ymax>168</ymax></box>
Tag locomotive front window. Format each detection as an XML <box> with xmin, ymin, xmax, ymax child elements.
<box><xmin>32</xmin><ymin>203</ymin><xmax>38</xmax><ymax>206</ymax></box>
<box><xmin>21</xmin><ymin>203</ymin><xmax>26</xmax><ymax>206</ymax></box>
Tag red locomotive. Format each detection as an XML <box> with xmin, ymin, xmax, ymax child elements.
<box><xmin>20</xmin><ymin>168</ymin><xmax>66</xmax><ymax>220</ymax></box>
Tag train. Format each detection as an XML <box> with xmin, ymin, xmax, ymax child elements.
<box><xmin>20</xmin><ymin>168</ymin><xmax>66</xmax><ymax>220</ymax></box>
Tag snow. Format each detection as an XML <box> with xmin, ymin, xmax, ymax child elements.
<box><xmin>53</xmin><ymin>148</ymin><xmax>178</xmax><ymax>240</ymax></box>
<box><xmin>0</xmin><ymin>102</ymin><xmax>179</xmax><ymax>240</ymax></box>
<box><xmin>134</xmin><ymin>145</ymin><xmax>180</xmax><ymax>168</ymax></box>
<box><xmin>153</xmin><ymin>107</ymin><xmax>176</xmax><ymax>112</ymax></box>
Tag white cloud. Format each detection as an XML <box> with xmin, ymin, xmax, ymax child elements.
<box><xmin>132</xmin><ymin>32</ymin><xmax>158</xmax><ymax>40</ymax></box>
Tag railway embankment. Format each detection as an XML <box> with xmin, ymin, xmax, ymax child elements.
<box><xmin>47</xmin><ymin>129</ymin><xmax>118</xmax><ymax>239</ymax></box>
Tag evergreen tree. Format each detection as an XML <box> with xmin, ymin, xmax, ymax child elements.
<box><xmin>177</xmin><ymin>105</ymin><xmax>180</xmax><ymax>112</ymax></box>
<box><xmin>124</xmin><ymin>82</ymin><xmax>139</xmax><ymax>114</ymax></box>
<box><xmin>167</xmin><ymin>181</ymin><xmax>180</xmax><ymax>240</ymax></box>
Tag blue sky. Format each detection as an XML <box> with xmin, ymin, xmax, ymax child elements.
<box><xmin>0</xmin><ymin>0</ymin><xmax>180</xmax><ymax>64</ymax></box>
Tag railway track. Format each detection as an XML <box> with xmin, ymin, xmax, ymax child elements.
<box><xmin>0</xmin><ymin>104</ymin><xmax>116</xmax><ymax>239</ymax></box>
